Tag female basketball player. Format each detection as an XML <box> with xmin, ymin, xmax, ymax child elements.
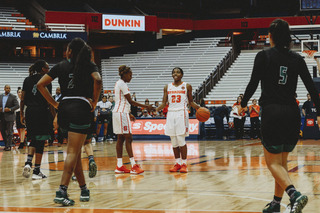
<box><xmin>113</xmin><ymin>65</ymin><xmax>153</xmax><ymax>174</ymax></box>
<box><xmin>16</xmin><ymin>87</ymin><xmax>26</xmax><ymax>149</ymax></box>
<box><xmin>240</xmin><ymin>19</ymin><xmax>320</xmax><ymax>213</ymax></box>
<box><xmin>37</xmin><ymin>38</ymin><xmax>102</xmax><ymax>206</ymax></box>
<box><xmin>21</xmin><ymin>60</ymin><xmax>52</xmax><ymax>180</ymax></box>
<box><xmin>156</xmin><ymin>67</ymin><xmax>200</xmax><ymax>173</ymax></box>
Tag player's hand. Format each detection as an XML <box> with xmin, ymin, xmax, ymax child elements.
<box><xmin>53</xmin><ymin>101</ymin><xmax>59</xmax><ymax>110</ymax></box>
<box><xmin>0</xmin><ymin>107</ymin><xmax>2</xmax><ymax>112</ymax></box>
<box><xmin>20</xmin><ymin>115</ymin><xmax>26</xmax><ymax>125</ymax></box>
<box><xmin>129</xmin><ymin>114</ymin><xmax>136</xmax><ymax>122</ymax></box>
<box><xmin>146</xmin><ymin>104</ymin><xmax>153</xmax><ymax>111</ymax></box>
<box><xmin>4</xmin><ymin>108</ymin><xmax>11</xmax><ymax>112</ymax></box>
<box><xmin>317</xmin><ymin>116</ymin><xmax>320</xmax><ymax>128</ymax></box>
<box><xmin>239</xmin><ymin>106</ymin><xmax>247</xmax><ymax>114</ymax></box>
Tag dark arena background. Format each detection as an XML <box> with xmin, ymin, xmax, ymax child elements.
<box><xmin>0</xmin><ymin>0</ymin><xmax>320</xmax><ymax>212</ymax></box>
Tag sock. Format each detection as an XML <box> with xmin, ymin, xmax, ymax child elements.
<box><xmin>181</xmin><ymin>159</ymin><xmax>187</xmax><ymax>165</ymax></box>
<box><xmin>26</xmin><ymin>154</ymin><xmax>33</xmax><ymax>165</ymax></box>
<box><xmin>88</xmin><ymin>155</ymin><xmax>94</xmax><ymax>161</ymax></box>
<box><xmin>271</xmin><ymin>195</ymin><xmax>282</xmax><ymax>205</ymax></box>
<box><xmin>59</xmin><ymin>185</ymin><xmax>68</xmax><ymax>195</ymax></box>
<box><xmin>175</xmin><ymin>158</ymin><xmax>181</xmax><ymax>165</ymax></box>
<box><xmin>33</xmin><ymin>164</ymin><xmax>40</xmax><ymax>174</ymax></box>
<box><xmin>130</xmin><ymin>157</ymin><xmax>136</xmax><ymax>166</ymax></box>
<box><xmin>80</xmin><ymin>184</ymin><xmax>87</xmax><ymax>191</ymax></box>
<box><xmin>285</xmin><ymin>185</ymin><xmax>297</xmax><ymax>199</ymax></box>
<box><xmin>117</xmin><ymin>158</ymin><xmax>123</xmax><ymax>167</ymax></box>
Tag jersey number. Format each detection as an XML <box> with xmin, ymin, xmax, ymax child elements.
<box><xmin>32</xmin><ymin>84</ymin><xmax>37</xmax><ymax>96</ymax></box>
<box><xmin>279</xmin><ymin>66</ymin><xmax>288</xmax><ymax>85</ymax></box>
<box><xmin>67</xmin><ymin>73</ymin><xmax>74</xmax><ymax>89</ymax></box>
<box><xmin>171</xmin><ymin>95</ymin><xmax>181</xmax><ymax>103</ymax></box>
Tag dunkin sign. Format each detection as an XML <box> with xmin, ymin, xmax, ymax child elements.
<box><xmin>102</xmin><ymin>14</ymin><xmax>145</xmax><ymax>31</ymax></box>
<box><xmin>131</xmin><ymin>119</ymin><xmax>199</xmax><ymax>135</ymax></box>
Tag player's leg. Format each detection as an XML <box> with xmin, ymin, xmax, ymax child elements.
<box><xmin>177</xmin><ymin>135</ymin><xmax>187</xmax><ymax>173</ymax></box>
<box><xmin>32</xmin><ymin>140</ymin><xmax>47</xmax><ymax>179</ymax></box>
<box><xmin>169</xmin><ymin>136</ymin><xmax>182</xmax><ymax>172</ymax></box>
<box><xmin>23</xmin><ymin>140</ymin><xmax>35</xmax><ymax>178</ymax></box>
<box><xmin>84</xmin><ymin>138</ymin><xmax>97</xmax><ymax>178</ymax></box>
<box><xmin>103</xmin><ymin>122</ymin><xmax>108</xmax><ymax>141</ymax></box>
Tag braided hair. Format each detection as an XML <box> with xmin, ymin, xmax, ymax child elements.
<box><xmin>172</xmin><ymin>67</ymin><xmax>184</xmax><ymax>75</ymax></box>
<box><xmin>28</xmin><ymin>60</ymin><xmax>47</xmax><ymax>76</ymax></box>
<box><xmin>118</xmin><ymin>65</ymin><xmax>131</xmax><ymax>78</ymax></box>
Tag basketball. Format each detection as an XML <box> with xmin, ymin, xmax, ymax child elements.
<box><xmin>196</xmin><ymin>107</ymin><xmax>210</xmax><ymax>122</ymax></box>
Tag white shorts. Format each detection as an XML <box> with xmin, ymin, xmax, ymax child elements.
<box><xmin>112</xmin><ymin>112</ymin><xmax>132</xmax><ymax>135</ymax></box>
<box><xmin>165</xmin><ymin>110</ymin><xmax>189</xmax><ymax>136</ymax></box>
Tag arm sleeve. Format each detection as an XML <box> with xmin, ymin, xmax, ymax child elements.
<box><xmin>298</xmin><ymin>58</ymin><xmax>320</xmax><ymax>116</ymax></box>
<box><xmin>120</xmin><ymin>81</ymin><xmax>130</xmax><ymax>95</ymax></box>
<box><xmin>241</xmin><ymin>51</ymin><xmax>265</xmax><ymax>108</ymax></box>
<box><xmin>47</xmin><ymin>63</ymin><xmax>59</xmax><ymax>80</ymax></box>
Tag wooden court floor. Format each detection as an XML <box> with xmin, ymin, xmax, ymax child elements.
<box><xmin>0</xmin><ymin>139</ymin><xmax>319</xmax><ymax>213</ymax></box>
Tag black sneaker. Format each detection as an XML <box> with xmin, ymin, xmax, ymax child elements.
<box><xmin>80</xmin><ymin>189</ymin><xmax>90</xmax><ymax>202</ymax></box>
<box><xmin>54</xmin><ymin>191</ymin><xmax>75</xmax><ymax>206</ymax></box>
<box><xmin>288</xmin><ymin>191</ymin><xmax>308</xmax><ymax>213</ymax></box>
<box><xmin>262</xmin><ymin>202</ymin><xmax>280</xmax><ymax>213</ymax></box>
<box><xmin>88</xmin><ymin>159</ymin><xmax>97</xmax><ymax>178</ymax></box>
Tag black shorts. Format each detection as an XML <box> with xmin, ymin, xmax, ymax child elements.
<box><xmin>16</xmin><ymin>111</ymin><xmax>26</xmax><ymax>129</ymax></box>
<box><xmin>58</xmin><ymin>99</ymin><xmax>93</xmax><ymax>134</ymax></box>
<box><xmin>261</xmin><ymin>104</ymin><xmax>301</xmax><ymax>154</ymax></box>
<box><xmin>25</xmin><ymin>106</ymin><xmax>51</xmax><ymax>140</ymax></box>
<box><xmin>97</xmin><ymin>113</ymin><xmax>111</xmax><ymax>124</ymax></box>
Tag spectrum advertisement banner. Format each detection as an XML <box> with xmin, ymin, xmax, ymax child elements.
<box><xmin>131</xmin><ymin>119</ymin><xmax>199</xmax><ymax>135</ymax></box>
<box><xmin>102</xmin><ymin>14</ymin><xmax>145</xmax><ymax>31</ymax></box>
<box><xmin>0</xmin><ymin>30</ymin><xmax>87</xmax><ymax>41</ymax></box>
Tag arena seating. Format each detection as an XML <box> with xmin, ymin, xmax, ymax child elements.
<box><xmin>0</xmin><ymin>63</ymin><xmax>59</xmax><ymax>95</ymax></box>
<box><xmin>205</xmin><ymin>51</ymin><xmax>317</xmax><ymax>106</ymax></box>
<box><xmin>45</xmin><ymin>23</ymin><xmax>86</xmax><ymax>32</ymax></box>
<box><xmin>0</xmin><ymin>7</ymin><xmax>38</xmax><ymax>31</ymax></box>
<box><xmin>102</xmin><ymin>37</ymin><xmax>232</xmax><ymax>103</ymax></box>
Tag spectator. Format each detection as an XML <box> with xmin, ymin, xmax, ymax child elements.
<box><xmin>213</xmin><ymin>105</ymin><xmax>229</xmax><ymax>140</ymax></box>
<box><xmin>233</xmin><ymin>96</ymin><xmax>245</xmax><ymax>139</ymax></box>
<box><xmin>249</xmin><ymin>99</ymin><xmax>261</xmax><ymax>139</ymax></box>
<box><xmin>16</xmin><ymin>87</ymin><xmax>26</xmax><ymax>149</ymax></box>
<box><xmin>141</xmin><ymin>109</ymin><xmax>152</xmax><ymax>118</ymax></box>
<box><xmin>295</xmin><ymin>93</ymin><xmax>299</xmax><ymax>106</ymax></box>
<box><xmin>302</xmin><ymin>93</ymin><xmax>315</xmax><ymax>117</ymax></box>
<box><xmin>96</xmin><ymin>95</ymin><xmax>113</xmax><ymax>141</ymax></box>
<box><xmin>0</xmin><ymin>85</ymin><xmax>19</xmax><ymax>151</ymax></box>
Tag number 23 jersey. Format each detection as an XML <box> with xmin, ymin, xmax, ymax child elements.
<box><xmin>167</xmin><ymin>82</ymin><xmax>188</xmax><ymax>111</ymax></box>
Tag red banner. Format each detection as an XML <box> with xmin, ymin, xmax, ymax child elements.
<box><xmin>131</xmin><ymin>119</ymin><xmax>199</xmax><ymax>135</ymax></box>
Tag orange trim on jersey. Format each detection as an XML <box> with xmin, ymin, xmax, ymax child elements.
<box><xmin>116</xmin><ymin>88</ymin><xmax>121</xmax><ymax>112</ymax></box>
<box><xmin>171</xmin><ymin>81</ymin><xmax>184</xmax><ymax>87</ymax></box>
<box><xmin>122</xmin><ymin>92</ymin><xmax>126</xmax><ymax>113</ymax></box>
<box><xmin>126</xmin><ymin>113</ymin><xmax>131</xmax><ymax>133</ymax></box>
<box><xmin>120</xmin><ymin>113</ymin><xmax>123</xmax><ymax>134</ymax></box>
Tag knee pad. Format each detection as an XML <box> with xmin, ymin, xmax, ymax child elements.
<box><xmin>170</xmin><ymin>136</ymin><xmax>179</xmax><ymax>148</ymax></box>
<box><xmin>35</xmin><ymin>140</ymin><xmax>45</xmax><ymax>154</ymax></box>
<box><xmin>177</xmin><ymin>135</ymin><xmax>186</xmax><ymax>147</ymax></box>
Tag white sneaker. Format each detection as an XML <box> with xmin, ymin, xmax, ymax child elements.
<box><xmin>32</xmin><ymin>171</ymin><xmax>47</xmax><ymax>180</ymax></box>
<box><xmin>91</xmin><ymin>137</ymin><xmax>96</xmax><ymax>144</ymax></box>
<box><xmin>22</xmin><ymin>164</ymin><xmax>31</xmax><ymax>178</ymax></box>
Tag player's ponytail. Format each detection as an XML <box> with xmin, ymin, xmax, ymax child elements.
<box><xmin>269</xmin><ymin>19</ymin><xmax>292</xmax><ymax>49</ymax></box>
<box><xmin>118</xmin><ymin>65</ymin><xmax>131</xmax><ymax>77</ymax></box>
<box><xmin>73</xmin><ymin>44</ymin><xmax>92</xmax><ymax>88</ymax></box>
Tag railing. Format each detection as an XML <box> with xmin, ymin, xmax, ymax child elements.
<box><xmin>194</xmin><ymin>48</ymin><xmax>238</xmax><ymax>102</ymax></box>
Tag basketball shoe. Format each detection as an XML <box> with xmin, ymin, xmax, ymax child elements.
<box><xmin>54</xmin><ymin>191</ymin><xmax>75</xmax><ymax>206</ymax></box>
<box><xmin>262</xmin><ymin>202</ymin><xmax>280</xmax><ymax>213</ymax></box>
<box><xmin>22</xmin><ymin>164</ymin><xmax>31</xmax><ymax>178</ymax></box>
<box><xmin>287</xmin><ymin>191</ymin><xmax>308</xmax><ymax>213</ymax></box>
<box><xmin>180</xmin><ymin>163</ymin><xmax>188</xmax><ymax>173</ymax></box>
<box><xmin>130</xmin><ymin>164</ymin><xmax>144</xmax><ymax>174</ymax></box>
<box><xmin>169</xmin><ymin>163</ymin><xmax>181</xmax><ymax>172</ymax></box>
<box><xmin>32</xmin><ymin>171</ymin><xmax>47</xmax><ymax>180</ymax></box>
<box><xmin>88</xmin><ymin>159</ymin><xmax>97</xmax><ymax>178</ymax></box>
<box><xmin>80</xmin><ymin>189</ymin><xmax>90</xmax><ymax>202</ymax></box>
<box><xmin>115</xmin><ymin>165</ymin><xmax>130</xmax><ymax>174</ymax></box>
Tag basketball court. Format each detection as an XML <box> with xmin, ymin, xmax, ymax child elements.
<box><xmin>0</xmin><ymin>139</ymin><xmax>319</xmax><ymax>212</ymax></box>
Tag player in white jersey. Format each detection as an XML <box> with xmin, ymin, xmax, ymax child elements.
<box><xmin>113</xmin><ymin>65</ymin><xmax>153</xmax><ymax>174</ymax></box>
<box><xmin>156</xmin><ymin>67</ymin><xmax>200</xmax><ymax>173</ymax></box>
